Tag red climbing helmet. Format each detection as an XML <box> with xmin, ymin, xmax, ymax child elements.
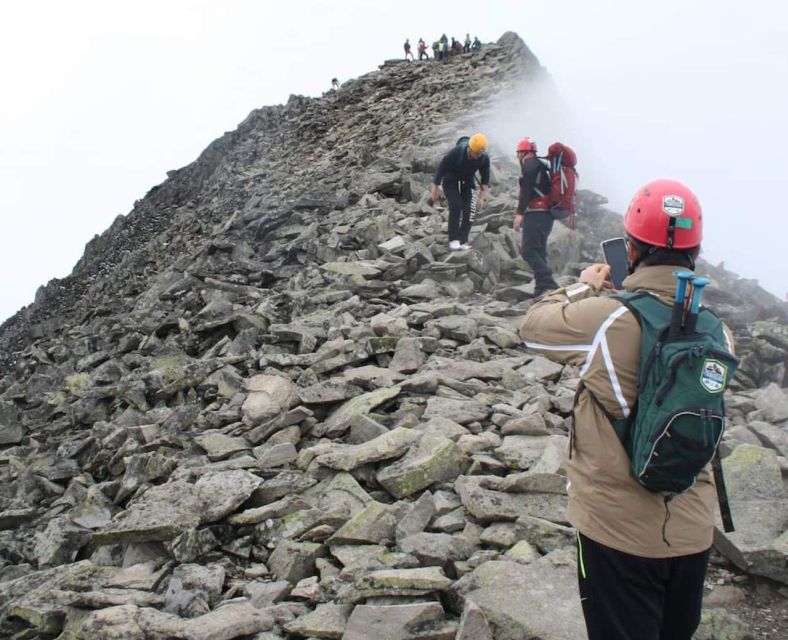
<box><xmin>516</xmin><ymin>137</ymin><xmax>537</xmax><ymax>153</ymax></box>
<box><xmin>624</xmin><ymin>179</ymin><xmax>703</xmax><ymax>249</ymax></box>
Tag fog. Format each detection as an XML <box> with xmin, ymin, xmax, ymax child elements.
<box><xmin>1</xmin><ymin>0</ymin><xmax>786</xmax><ymax>324</ymax></box>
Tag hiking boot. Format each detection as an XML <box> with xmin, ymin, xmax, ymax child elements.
<box><xmin>448</xmin><ymin>240</ymin><xmax>461</xmax><ymax>251</ymax></box>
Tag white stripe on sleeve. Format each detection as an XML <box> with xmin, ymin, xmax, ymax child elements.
<box><xmin>579</xmin><ymin>305</ymin><xmax>631</xmax><ymax>417</ymax></box>
<box><xmin>567</xmin><ymin>284</ymin><xmax>591</xmax><ymax>298</ymax></box>
<box><xmin>524</xmin><ymin>341</ymin><xmax>592</xmax><ymax>352</ymax></box>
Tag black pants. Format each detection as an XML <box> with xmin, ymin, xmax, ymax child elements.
<box><xmin>576</xmin><ymin>532</ymin><xmax>710</xmax><ymax>640</ymax></box>
<box><xmin>521</xmin><ymin>210</ymin><xmax>558</xmax><ymax>294</ymax></box>
<box><xmin>443</xmin><ymin>178</ymin><xmax>475</xmax><ymax>243</ymax></box>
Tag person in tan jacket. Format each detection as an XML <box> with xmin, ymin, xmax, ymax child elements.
<box><xmin>519</xmin><ymin>179</ymin><xmax>734</xmax><ymax>640</ymax></box>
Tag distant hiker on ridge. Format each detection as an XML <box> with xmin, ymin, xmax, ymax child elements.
<box><xmin>513</xmin><ymin>137</ymin><xmax>559</xmax><ymax>297</ymax></box>
<box><xmin>431</xmin><ymin>133</ymin><xmax>491</xmax><ymax>251</ymax></box>
<box><xmin>439</xmin><ymin>34</ymin><xmax>449</xmax><ymax>62</ymax></box>
<box><xmin>418</xmin><ymin>38</ymin><xmax>429</xmax><ymax>60</ymax></box>
<box><xmin>404</xmin><ymin>39</ymin><xmax>414</xmax><ymax>61</ymax></box>
<box><xmin>463</xmin><ymin>33</ymin><xmax>472</xmax><ymax>53</ymax></box>
<box><xmin>331</xmin><ymin>78</ymin><xmax>340</xmax><ymax>90</ymax></box>
<box><xmin>471</xmin><ymin>36</ymin><xmax>482</xmax><ymax>51</ymax></box>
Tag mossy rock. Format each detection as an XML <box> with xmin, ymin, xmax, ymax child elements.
<box><xmin>64</xmin><ymin>373</ymin><xmax>90</xmax><ymax>394</ymax></box>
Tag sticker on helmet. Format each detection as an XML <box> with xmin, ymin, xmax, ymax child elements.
<box><xmin>662</xmin><ymin>195</ymin><xmax>685</xmax><ymax>217</ymax></box>
<box><xmin>700</xmin><ymin>359</ymin><xmax>727</xmax><ymax>393</ymax></box>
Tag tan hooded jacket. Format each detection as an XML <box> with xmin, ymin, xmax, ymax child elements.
<box><xmin>519</xmin><ymin>265</ymin><xmax>735</xmax><ymax>558</ymax></box>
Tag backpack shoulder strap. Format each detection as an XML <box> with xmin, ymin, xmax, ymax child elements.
<box><xmin>571</xmin><ymin>294</ymin><xmax>647</xmax><ymax>448</ymax></box>
<box><xmin>597</xmin><ymin>292</ymin><xmax>671</xmax><ymax>443</ymax></box>
<box><xmin>455</xmin><ymin>142</ymin><xmax>468</xmax><ymax>169</ymax></box>
<box><xmin>613</xmin><ymin>291</ymin><xmax>672</xmax><ymax>340</ymax></box>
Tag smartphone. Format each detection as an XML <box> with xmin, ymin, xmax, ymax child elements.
<box><xmin>601</xmin><ymin>237</ymin><xmax>629</xmax><ymax>289</ymax></box>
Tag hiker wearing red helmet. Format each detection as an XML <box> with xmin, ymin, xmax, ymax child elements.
<box><xmin>519</xmin><ymin>179</ymin><xmax>734</xmax><ymax>640</ymax></box>
<box><xmin>625</xmin><ymin>179</ymin><xmax>703</xmax><ymax>254</ymax></box>
<box><xmin>513</xmin><ymin>137</ymin><xmax>560</xmax><ymax>296</ymax></box>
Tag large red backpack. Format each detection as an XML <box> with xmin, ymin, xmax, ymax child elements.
<box><xmin>532</xmin><ymin>142</ymin><xmax>579</xmax><ymax>227</ymax></box>
<box><xmin>545</xmin><ymin>142</ymin><xmax>578</xmax><ymax>212</ymax></box>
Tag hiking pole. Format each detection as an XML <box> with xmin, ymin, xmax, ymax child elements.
<box><xmin>684</xmin><ymin>276</ymin><xmax>711</xmax><ymax>334</ymax></box>
<box><xmin>670</xmin><ymin>271</ymin><xmax>694</xmax><ymax>337</ymax></box>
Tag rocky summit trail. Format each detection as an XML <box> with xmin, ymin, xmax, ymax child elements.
<box><xmin>1</xmin><ymin>32</ymin><xmax>786</xmax><ymax>640</ymax></box>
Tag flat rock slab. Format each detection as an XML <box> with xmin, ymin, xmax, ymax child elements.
<box><xmin>298</xmin><ymin>380</ymin><xmax>365</xmax><ymax>404</ymax></box>
<box><xmin>516</xmin><ymin>356</ymin><xmax>564</xmax><ymax>383</ymax></box>
<box><xmin>194</xmin><ymin>431</ymin><xmax>250</xmax><ymax>461</ymax></box>
<box><xmin>398</xmin><ymin>532</ymin><xmax>473</xmax><ymax>565</ymax></box>
<box><xmin>321</xmin><ymin>261</ymin><xmax>383</xmax><ymax>278</ymax></box>
<box><xmin>494</xmin><ymin>435</ymin><xmax>552</xmax><ymax>471</ymax></box>
<box><xmin>245</xmin><ymin>580</ymin><xmax>292</xmax><ymax>607</ymax></box>
<box><xmin>423</xmin><ymin>356</ymin><xmax>528</xmax><ymax>381</ymax></box>
<box><xmin>455</xmin><ymin>475</ymin><xmax>568</xmax><ymax>523</ymax></box>
<box><xmin>2</xmin><ymin>561</ymin><xmax>112</xmax><ymax>636</ymax></box>
<box><xmin>457</xmin><ymin>601</ymin><xmax>494</xmax><ymax>640</ymax></box>
<box><xmin>317</xmin><ymin>471</ymin><xmax>375</xmax><ymax>516</ymax></box>
<box><xmin>316</xmin><ymin>427</ymin><xmax>422</xmax><ymax>471</ymax></box>
<box><xmin>755</xmin><ymin>383</ymin><xmax>788</xmax><ymax>423</ymax></box>
<box><xmin>319</xmin><ymin>386</ymin><xmax>402</xmax><ymax>436</ymax></box>
<box><xmin>390</xmin><ymin>337</ymin><xmax>426</xmax><ymax>373</ymax></box>
<box><xmin>426</xmin><ymin>317</ymin><xmax>479</xmax><ymax>343</ymax></box>
<box><xmin>378</xmin><ymin>236</ymin><xmax>408</xmax><ymax>253</ymax></box>
<box><xmin>715</xmin><ymin>443</ymin><xmax>788</xmax><ymax>583</ymax></box>
<box><xmin>421</xmin><ymin>396</ymin><xmax>490</xmax><ymax>425</ymax></box>
<box><xmin>284</xmin><ymin>603</ymin><xmax>353</xmax><ymax>639</ymax></box>
<box><xmin>399</xmin><ymin>280</ymin><xmax>443</xmax><ymax>300</ymax></box>
<box><xmin>52</xmin><ymin>587</ymin><xmax>165</xmax><ymax>608</ymax></box>
<box><xmin>106</xmin><ymin>562</ymin><xmax>169</xmax><ymax>591</ymax></box>
<box><xmin>343</xmin><ymin>602</ymin><xmax>456</xmax><ymax>640</ymax></box>
<box><xmin>228</xmin><ymin>494</ymin><xmax>312</xmax><ymax>526</ymax></box>
<box><xmin>72</xmin><ymin>600</ymin><xmax>273</xmax><ymax>640</ymax></box>
<box><xmin>0</xmin><ymin>421</ymin><xmax>25</xmax><ymax>445</ymax></box>
<box><xmin>329</xmin><ymin>501</ymin><xmax>397</xmax><ymax>545</ymax></box>
<box><xmin>340</xmin><ymin>566</ymin><xmax>453</xmax><ymax>603</ymax></box>
<box><xmin>451</xmin><ymin>552</ymin><xmax>586</xmax><ymax>640</ymax></box>
<box><xmin>269</xmin><ymin>539</ymin><xmax>324</xmax><ymax>584</ymax></box>
<box><xmin>377</xmin><ymin>431</ymin><xmax>466</xmax><ymax>499</ymax></box>
<box><xmin>499</xmin><ymin>471</ymin><xmax>568</xmax><ymax>495</ymax></box>
<box><xmin>93</xmin><ymin>481</ymin><xmax>202</xmax><ymax>545</ymax></box>
<box><xmin>194</xmin><ymin>470</ymin><xmax>263</xmax><ymax>523</ymax></box>
<box><xmin>337</xmin><ymin>365</ymin><xmax>404</xmax><ymax>389</ymax></box>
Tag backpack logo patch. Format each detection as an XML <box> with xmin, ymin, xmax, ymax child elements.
<box><xmin>700</xmin><ymin>359</ymin><xmax>728</xmax><ymax>393</ymax></box>
<box><xmin>662</xmin><ymin>195</ymin><xmax>685</xmax><ymax>217</ymax></box>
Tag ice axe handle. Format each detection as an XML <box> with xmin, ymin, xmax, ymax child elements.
<box><xmin>670</xmin><ymin>271</ymin><xmax>694</xmax><ymax>337</ymax></box>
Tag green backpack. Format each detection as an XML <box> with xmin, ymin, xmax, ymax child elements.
<box><xmin>610</xmin><ymin>291</ymin><xmax>738</xmax><ymax>500</ymax></box>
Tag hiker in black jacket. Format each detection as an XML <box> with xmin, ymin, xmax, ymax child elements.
<box><xmin>513</xmin><ymin>137</ymin><xmax>560</xmax><ymax>296</ymax></box>
<box><xmin>430</xmin><ymin>133</ymin><xmax>491</xmax><ymax>251</ymax></box>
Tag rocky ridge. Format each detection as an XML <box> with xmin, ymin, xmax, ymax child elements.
<box><xmin>1</xmin><ymin>32</ymin><xmax>787</xmax><ymax>640</ymax></box>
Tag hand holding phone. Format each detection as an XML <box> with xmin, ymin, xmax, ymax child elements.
<box><xmin>601</xmin><ymin>237</ymin><xmax>629</xmax><ymax>289</ymax></box>
<box><xmin>580</xmin><ymin>264</ymin><xmax>612</xmax><ymax>291</ymax></box>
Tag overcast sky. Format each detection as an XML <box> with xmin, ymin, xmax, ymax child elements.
<box><xmin>1</xmin><ymin>0</ymin><xmax>786</xmax><ymax>323</ymax></box>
